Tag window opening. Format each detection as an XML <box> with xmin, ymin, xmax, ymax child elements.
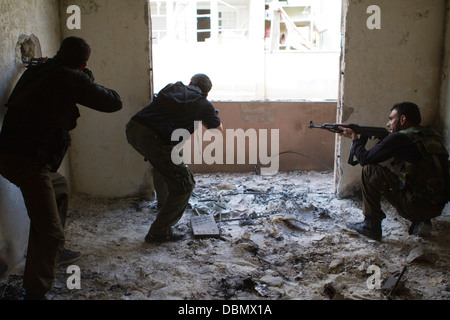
<box><xmin>149</xmin><ymin>0</ymin><xmax>342</xmax><ymax>102</ymax></box>
<box><xmin>197</xmin><ymin>9</ymin><xmax>211</xmax><ymax>42</ymax></box>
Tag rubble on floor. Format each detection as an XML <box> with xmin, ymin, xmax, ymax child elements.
<box><xmin>1</xmin><ymin>171</ymin><xmax>449</xmax><ymax>300</ymax></box>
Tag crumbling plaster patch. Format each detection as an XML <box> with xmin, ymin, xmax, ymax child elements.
<box><xmin>17</xmin><ymin>34</ymin><xmax>42</xmax><ymax>62</ymax></box>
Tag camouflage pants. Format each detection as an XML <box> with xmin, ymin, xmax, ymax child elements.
<box><xmin>361</xmin><ymin>164</ymin><xmax>444</xmax><ymax>223</ymax></box>
<box><xmin>126</xmin><ymin>120</ymin><xmax>195</xmax><ymax>236</ymax></box>
<box><xmin>0</xmin><ymin>154</ymin><xmax>68</xmax><ymax>296</ymax></box>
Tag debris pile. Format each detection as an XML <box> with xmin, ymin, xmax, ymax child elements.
<box><xmin>1</xmin><ymin>171</ymin><xmax>449</xmax><ymax>300</ymax></box>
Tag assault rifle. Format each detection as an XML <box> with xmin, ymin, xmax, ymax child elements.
<box><xmin>308</xmin><ymin>121</ymin><xmax>389</xmax><ymax>166</ymax></box>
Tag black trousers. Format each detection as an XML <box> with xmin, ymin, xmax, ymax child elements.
<box><xmin>0</xmin><ymin>153</ymin><xmax>68</xmax><ymax>295</ymax></box>
<box><xmin>126</xmin><ymin>120</ymin><xmax>195</xmax><ymax>236</ymax></box>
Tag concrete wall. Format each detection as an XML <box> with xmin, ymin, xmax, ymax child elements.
<box><xmin>60</xmin><ymin>1</ymin><xmax>335</xmax><ymax>199</ymax></box>
<box><xmin>336</xmin><ymin>0</ymin><xmax>448</xmax><ymax>197</ymax></box>
<box><xmin>1</xmin><ymin>0</ymin><xmax>448</xmax><ymax>276</ymax></box>
<box><xmin>0</xmin><ymin>0</ymin><xmax>62</xmax><ymax>277</ymax></box>
<box><xmin>60</xmin><ymin>0</ymin><xmax>153</xmax><ymax>199</ymax></box>
<box><xmin>189</xmin><ymin>101</ymin><xmax>337</xmax><ymax>174</ymax></box>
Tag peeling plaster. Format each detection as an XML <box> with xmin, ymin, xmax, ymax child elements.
<box><xmin>415</xmin><ymin>9</ymin><xmax>430</xmax><ymax>20</ymax></box>
<box><xmin>17</xmin><ymin>34</ymin><xmax>42</xmax><ymax>62</ymax></box>
<box><xmin>81</xmin><ymin>0</ymin><xmax>100</xmax><ymax>14</ymax></box>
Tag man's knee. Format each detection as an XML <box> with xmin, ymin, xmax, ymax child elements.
<box><xmin>171</xmin><ymin>168</ymin><xmax>195</xmax><ymax>196</ymax></box>
<box><xmin>362</xmin><ymin>164</ymin><xmax>380</xmax><ymax>185</ymax></box>
<box><xmin>362</xmin><ymin>164</ymin><xmax>395</xmax><ymax>186</ymax></box>
<box><xmin>362</xmin><ymin>163</ymin><xmax>380</xmax><ymax>176</ymax></box>
<box><xmin>177</xmin><ymin>176</ymin><xmax>195</xmax><ymax>195</ymax></box>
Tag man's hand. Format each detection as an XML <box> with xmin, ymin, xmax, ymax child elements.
<box><xmin>202</xmin><ymin>123</ymin><xmax>223</xmax><ymax>133</ymax></box>
<box><xmin>82</xmin><ymin>68</ymin><xmax>95</xmax><ymax>82</ymax></box>
<box><xmin>339</xmin><ymin>126</ymin><xmax>358</xmax><ymax>140</ymax></box>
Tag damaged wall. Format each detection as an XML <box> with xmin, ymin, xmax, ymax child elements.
<box><xmin>189</xmin><ymin>102</ymin><xmax>337</xmax><ymax>174</ymax></box>
<box><xmin>60</xmin><ymin>0</ymin><xmax>153</xmax><ymax>198</ymax></box>
<box><xmin>0</xmin><ymin>0</ymin><xmax>62</xmax><ymax>278</ymax></box>
<box><xmin>336</xmin><ymin>0</ymin><xmax>448</xmax><ymax>197</ymax></box>
<box><xmin>61</xmin><ymin>0</ymin><xmax>335</xmax><ymax>198</ymax></box>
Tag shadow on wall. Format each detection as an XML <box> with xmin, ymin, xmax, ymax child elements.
<box><xmin>0</xmin><ymin>239</ymin><xmax>8</xmax><ymax>279</ymax></box>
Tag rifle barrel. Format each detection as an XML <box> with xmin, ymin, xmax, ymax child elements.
<box><xmin>308</xmin><ymin>121</ymin><xmax>389</xmax><ymax>138</ymax></box>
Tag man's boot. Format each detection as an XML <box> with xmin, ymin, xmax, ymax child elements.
<box><xmin>409</xmin><ymin>219</ymin><xmax>432</xmax><ymax>237</ymax></box>
<box><xmin>346</xmin><ymin>218</ymin><xmax>382</xmax><ymax>241</ymax></box>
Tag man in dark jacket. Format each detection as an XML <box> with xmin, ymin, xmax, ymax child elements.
<box><xmin>126</xmin><ymin>74</ymin><xmax>222</xmax><ymax>243</ymax></box>
<box><xmin>0</xmin><ymin>37</ymin><xmax>122</xmax><ymax>299</ymax></box>
<box><xmin>340</xmin><ymin>102</ymin><xmax>449</xmax><ymax>241</ymax></box>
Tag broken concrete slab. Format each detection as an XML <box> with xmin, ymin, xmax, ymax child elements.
<box><xmin>406</xmin><ymin>246</ymin><xmax>439</xmax><ymax>265</ymax></box>
<box><xmin>329</xmin><ymin>258</ymin><xmax>343</xmax><ymax>270</ymax></box>
<box><xmin>259</xmin><ymin>275</ymin><xmax>283</xmax><ymax>287</ymax></box>
<box><xmin>323</xmin><ymin>282</ymin><xmax>346</xmax><ymax>300</ymax></box>
<box><xmin>191</xmin><ymin>215</ymin><xmax>220</xmax><ymax>238</ymax></box>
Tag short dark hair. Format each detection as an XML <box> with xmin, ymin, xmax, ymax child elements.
<box><xmin>391</xmin><ymin>102</ymin><xmax>422</xmax><ymax>126</ymax></box>
<box><xmin>57</xmin><ymin>37</ymin><xmax>91</xmax><ymax>69</ymax></box>
<box><xmin>190</xmin><ymin>74</ymin><xmax>212</xmax><ymax>95</ymax></box>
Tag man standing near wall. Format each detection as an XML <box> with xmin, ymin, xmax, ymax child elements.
<box><xmin>340</xmin><ymin>102</ymin><xmax>449</xmax><ymax>241</ymax></box>
<box><xmin>0</xmin><ymin>37</ymin><xmax>122</xmax><ymax>300</ymax></box>
<box><xmin>126</xmin><ymin>74</ymin><xmax>222</xmax><ymax>243</ymax></box>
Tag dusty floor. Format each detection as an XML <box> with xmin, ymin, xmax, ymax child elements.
<box><xmin>1</xmin><ymin>171</ymin><xmax>450</xmax><ymax>300</ymax></box>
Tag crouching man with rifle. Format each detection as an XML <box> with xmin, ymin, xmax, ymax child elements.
<box><xmin>313</xmin><ymin>102</ymin><xmax>450</xmax><ymax>241</ymax></box>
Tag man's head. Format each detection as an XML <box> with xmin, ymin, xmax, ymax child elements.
<box><xmin>387</xmin><ymin>102</ymin><xmax>421</xmax><ymax>133</ymax></box>
<box><xmin>190</xmin><ymin>74</ymin><xmax>212</xmax><ymax>96</ymax></box>
<box><xmin>56</xmin><ymin>37</ymin><xmax>91</xmax><ymax>70</ymax></box>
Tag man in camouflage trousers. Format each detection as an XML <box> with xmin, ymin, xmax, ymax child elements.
<box><xmin>340</xmin><ymin>102</ymin><xmax>449</xmax><ymax>241</ymax></box>
<box><xmin>126</xmin><ymin>74</ymin><xmax>222</xmax><ymax>243</ymax></box>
